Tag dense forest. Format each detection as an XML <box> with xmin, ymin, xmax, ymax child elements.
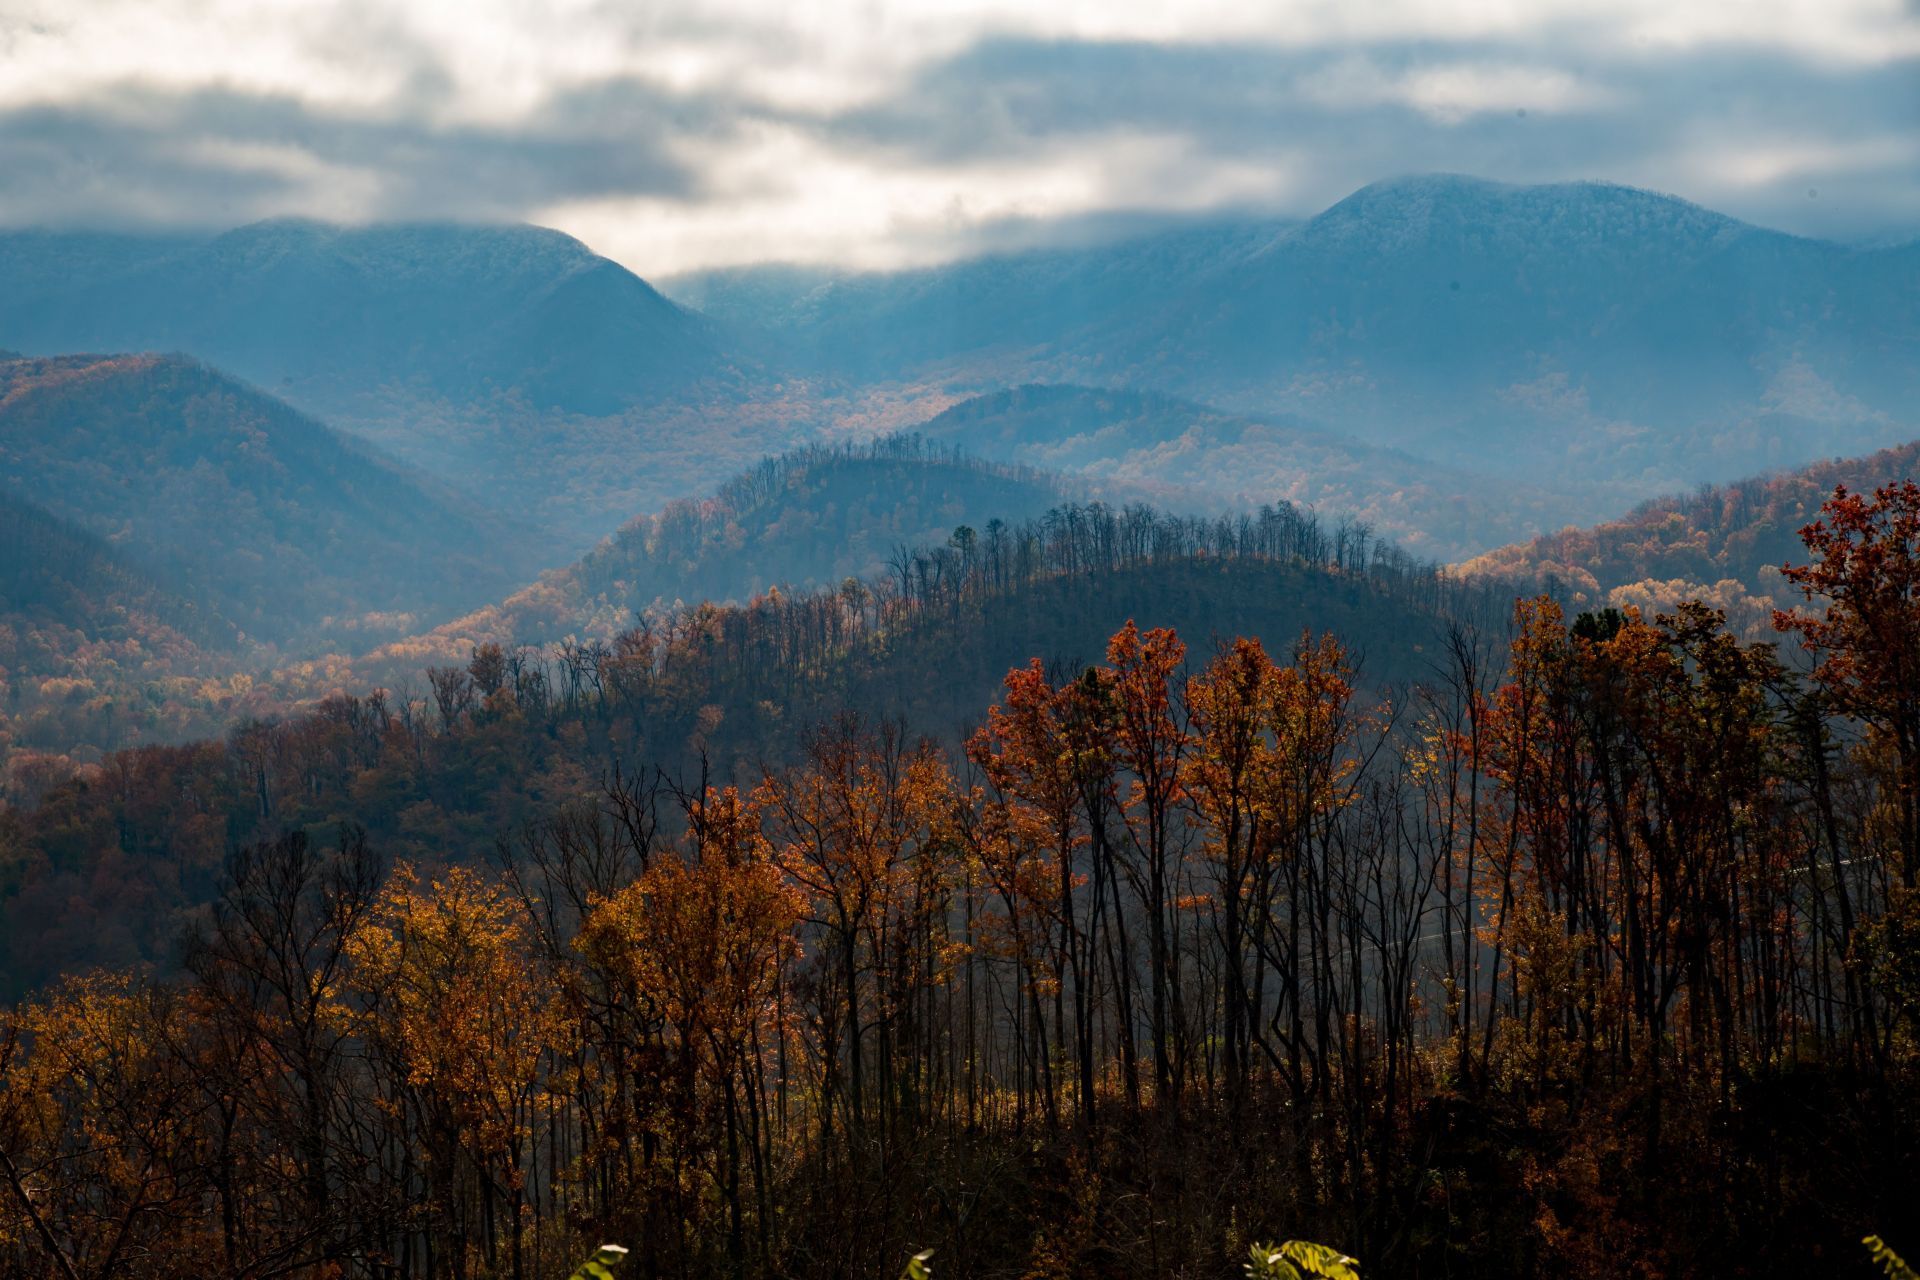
<box><xmin>0</xmin><ymin>495</ymin><xmax>1480</xmax><ymax>991</ymax></box>
<box><xmin>4</xmin><ymin>481</ymin><xmax>1919</xmax><ymax>1279</ymax></box>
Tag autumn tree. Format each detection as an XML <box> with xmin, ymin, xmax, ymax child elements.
<box><xmin>1777</xmin><ymin>481</ymin><xmax>1920</xmax><ymax>885</ymax></box>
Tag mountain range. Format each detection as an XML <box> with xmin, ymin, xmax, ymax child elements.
<box><xmin>674</xmin><ymin>175</ymin><xmax>1920</xmax><ymax>514</ymax></box>
<box><xmin>6</xmin><ymin>177</ymin><xmax>1916</xmax><ymax>562</ymax></box>
<box><xmin>3</xmin><ymin>172</ymin><xmax>1918</xmax><ymax>777</ymax></box>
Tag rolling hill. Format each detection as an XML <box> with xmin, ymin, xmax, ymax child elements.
<box><xmin>306</xmin><ymin>436</ymin><xmax>1076</xmax><ymax>687</ymax></box>
<box><xmin>0</xmin><ymin>353</ymin><xmax>541</xmax><ymax>651</ymax></box>
<box><xmin>911</xmin><ymin>384</ymin><xmax>1573</xmax><ymax>558</ymax></box>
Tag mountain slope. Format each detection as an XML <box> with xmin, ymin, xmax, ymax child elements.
<box><xmin>318</xmin><ymin>437</ymin><xmax>1073</xmax><ymax>683</ymax></box>
<box><xmin>1455</xmin><ymin>437</ymin><xmax>1920</xmax><ymax>633</ymax></box>
<box><xmin>912</xmin><ymin>384</ymin><xmax>1576</xmax><ymax>558</ymax></box>
<box><xmin>0</xmin><ymin>223</ymin><xmax>784</xmax><ymax>552</ymax></box>
<box><xmin>0</xmin><ymin>220</ymin><xmax>737</xmax><ymax>417</ymax></box>
<box><xmin>0</xmin><ymin>353</ymin><xmax>541</xmax><ymax>650</ymax></box>
<box><xmin>666</xmin><ymin>216</ymin><xmax>1298</xmax><ymax>380</ymax></box>
<box><xmin>1</xmin><ymin>495</ymin><xmax>1478</xmax><ymax>989</ymax></box>
<box><xmin>0</xmin><ymin>491</ymin><xmax>246</xmax><ymax>769</ymax></box>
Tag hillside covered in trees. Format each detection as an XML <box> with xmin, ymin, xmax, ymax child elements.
<box><xmin>0</xmin><ymin>491</ymin><xmax>244</xmax><ymax>786</ymax></box>
<box><xmin>915</xmin><ymin>385</ymin><xmax>1570</xmax><ymax>557</ymax></box>
<box><xmin>338</xmin><ymin>436</ymin><xmax>1075</xmax><ymax>677</ymax></box>
<box><xmin>0</xmin><ymin>496</ymin><xmax>1483</xmax><ymax>992</ymax></box>
<box><xmin>2</xmin><ymin>482</ymin><xmax>1917</xmax><ymax>1280</ymax></box>
<box><xmin>0</xmin><ymin>353</ymin><xmax>539</xmax><ymax>648</ymax></box>
<box><xmin>1457</xmin><ymin>438</ymin><xmax>1920</xmax><ymax>633</ymax></box>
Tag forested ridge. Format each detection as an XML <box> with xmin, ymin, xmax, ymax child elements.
<box><xmin>332</xmin><ymin>436</ymin><xmax>1072</xmax><ymax>679</ymax></box>
<box><xmin>914</xmin><ymin>385</ymin><xmax>1571</xmax><ymax>559</ymax></box>
<box><xmin>3</xmin><ymin>482</ymin><xmax>1919</xmax><ymax>1279</ymax></box>
<box><xmin>0</xmin><ymin>491</ymin><xmax>259</xmax><ymax>802</ymax></box>
<box><xmin>1457</xmin><ymin>438</ymin><xmax>1920</xmax><ymax>632</ymax></box>
<box><xmin>0</xmin><ymin>352</ymin><xmax>539</xmax><ymax>648</ymax></box>
<box><xmin>0</xmin><ymin>495</ymin><xmax>1482</xmax><ymax>991</ymax></box>
<box><xmin>0</xmin><ymin>434</ymin><xmax>1062</xmax><ymax>789</ymax></box>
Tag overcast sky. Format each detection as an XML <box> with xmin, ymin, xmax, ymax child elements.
<box><xmin>2</xmin><ymin>0</ymin><xmax>1917</xmax><ymax>276</ymax></box>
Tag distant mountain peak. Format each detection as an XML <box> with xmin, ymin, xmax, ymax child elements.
<box><xmin>1291</xmin><ymin>173</ymin><xmax>1759</xmax><ymax>257</ymax></box>
<box><xmin>0</xmin><ymin>217</ymin><xmax>737</xmax><ymax>421</ymax></box>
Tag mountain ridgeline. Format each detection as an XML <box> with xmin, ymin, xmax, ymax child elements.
<box><xmin>0</xmin><ymin>220</ymin><xmax>736</xmax><ymax>417</ymax></box>
<box><xmin>368</xmin><ymin>436</ymin><xmax>1070</xmax><ymax>658</ymax></box>
<box><xmin>7</xmin><ymin>178</ymin><xmax>1914</xmax><ymax>563</ymax></box>
<box><xmin>0</xmin><ymin>353</ymin><xmax>540</xmax><ymax>649</ymax></box>
<box><xmin>0</xmin><ymin>223</ymin><xmax>781</xmax><ymax>552</ymax></box>
<box><xmin>675</xmin><ymin>176</ymin><xmax>1920</xmax><ymax>512</ymax></box>
<box><xmin>914</xmin><ymin>384</ymin><xmax>1571</xmax><ymax>558</ymax></box>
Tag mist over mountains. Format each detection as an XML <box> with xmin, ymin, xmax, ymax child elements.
<box><xmin>675</xmin><ymin>175</ymin><xmax>1920</xmax><ymax>511</ymax></box>
<box><xmin>0</xmin><ymin>352</ymin><xmax>538</xmax><ymax>649</ymax></box>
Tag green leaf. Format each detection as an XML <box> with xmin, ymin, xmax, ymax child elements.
<box><xmin>567</xmin><ymin>1243</ymin><xmax>630</xmax><ymax>1280</ymax></box>
<box><xmin>1246</xmin><ymin>1242</ymin><xmax>1305</xmax><ymax>1280</ymax></box>
<box><xmin>1276</xmin><ymin>1240</ymin><xmax>1361</xmax><ymax>1280</ymax></box>
<box><xmin>1247</xmin><ymin>1240</ymin><xmax>1359</xmax><ymax>1280</ymax></box>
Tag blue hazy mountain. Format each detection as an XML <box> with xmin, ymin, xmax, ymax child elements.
<box><xmin>0</xmin><ymin>221</ymin><xmax>789</xmax><ymax>555</ymax></box>
<box><xmin>0</xmin><ymin>353</ymin><xmax>542</xmax><ymax>650</ymax></box>
<box><xmin>670</xmin><ymin>215</ymin><xmax>1299</xmax><ymax>380</ymax></box>
<box><xmin>0</xmin><ymin>219</ymin><xmax>739</xmax><ymax>419</ymax></box>
<box><xmin>910</xmin><ymin>384</ymin><xmax>1574</xmax><ymax>558</ymax></box>
<box><xmin>671</xmin><ymin>176</ymin><xmax>1920</xmax><ymax>501</ymax></box>
<box><xmin>5</xmin><ymin>177</ymin><xmax>1912</xmax><ymax>563</ymax></box>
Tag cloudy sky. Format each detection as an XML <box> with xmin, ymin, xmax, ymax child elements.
<box><xmin>2</xmin><ymin>0</ymin><xmax>1917</xmax><ymax>276</ymax></box>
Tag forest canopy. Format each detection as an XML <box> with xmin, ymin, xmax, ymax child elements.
<box><xmin>2</xmin><ymin>484</ymin><xmax>1918</xmax><ymax>1279</ymax></box>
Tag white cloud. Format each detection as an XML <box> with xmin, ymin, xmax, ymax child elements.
<box><xmin>1300</xmin><ymin>57</ymin><xmax>1619</xmax><ymax>122</ymax></box>
<box><xmin>1</xmin><ymin>0</ymin><xmax>1916</xmax><ymax>270</ymax></box>
<box><xmin>539</xmin><ymin>125</ymin><xmax>1300</xmax><ymax>275</ymax></box>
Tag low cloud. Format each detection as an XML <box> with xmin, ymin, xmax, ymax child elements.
<box><xmin>1</xmin><ymin>0</ymin><xmax>1915</xmax><ymax>274</ymax></box>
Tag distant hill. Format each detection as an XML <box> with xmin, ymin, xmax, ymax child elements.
<box><xmin>0</xmin><ymin>222</ymin><xmax>781</xmax><ymax>552</ymax></box>
<box><xmin>0</xmin><ymin>491</ymin><xmax>245</xmax><ymax>771</ymax></box>
<box><xmin>671</xmin><ymin>176</ymin><xmax>1920</xmax><ymax>512</ymax></box>
<box><xmin>912</xmin><ymin>384</ymin><xmax>1575</xmax><ymax>558</ymax></box>
<box><xmin>1455</xmin><ymin>438</ymin><xmax>1920</xmax><ymax>634</ymax></box>
<box><xmin>0</xmin><ymin>353</ymin><xmax>541</xmax><ymax>651</ymax></box>
<box><xmin>670</xmin><ymin>216</ymin><xmax>1299</xmax><ymax>380</ymax></box>
<box><xmin>0</xmin><ymin>220</ymin><xmax>737</xmax><ymax>417</ymax></box>
<box><xmin>318</xmin><ymin>436</ymin><xmax>1072</xmax><ymax>683</ymax></box>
